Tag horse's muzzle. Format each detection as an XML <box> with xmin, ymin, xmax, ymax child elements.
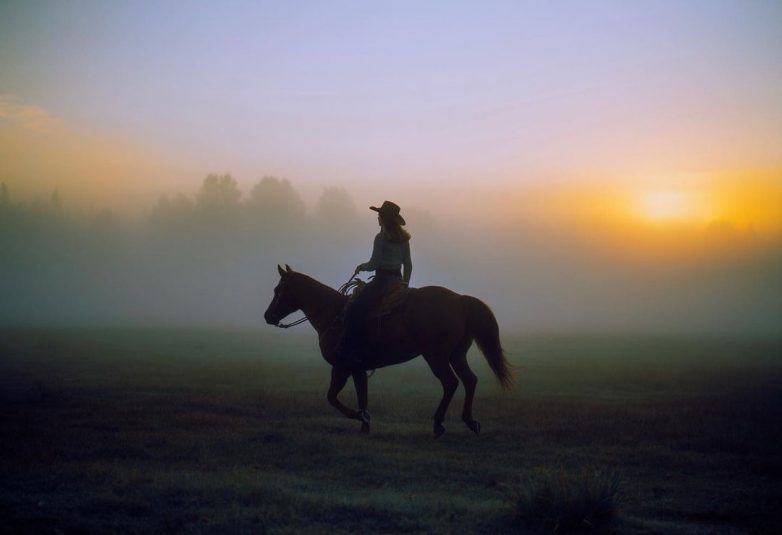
<box><xmin>264</xmin><ymin>311</ymin><xmax>280</xmax><ymax>326</ymax></box>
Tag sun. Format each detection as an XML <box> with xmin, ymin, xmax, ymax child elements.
<box><xmin>636</xmin><ymin>190</ymin><xmax>707</xmax><ymax>223</ymax></box>
<box><xmin>640</xmin><ymin>191</ymin><xmax>691</xmax><ymax>221</ymax></box>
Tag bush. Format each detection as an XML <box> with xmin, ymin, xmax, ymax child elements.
<box><xmin>514</xmin><ymin>465</ymin><xmax>622</xmax><ymax>532</ymax></box>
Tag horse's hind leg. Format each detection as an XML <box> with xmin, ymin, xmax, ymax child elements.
<box><xmin>451</xmin><ymin>355</ymin><xmax>480</xmax><ymax>435</ymax></box>
<box><xmin>424</xmin><ymin>355</ymin><xmax>459</xmax><ymax>438</ymax></box>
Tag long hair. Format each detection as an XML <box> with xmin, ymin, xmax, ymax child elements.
<box><xmin>380</xmin><ymin>215</ymin><xmax>411</xmax><ymax>243</ymax></box>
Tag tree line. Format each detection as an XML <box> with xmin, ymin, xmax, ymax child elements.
<box><xmin>0</xmin><ymin>175</ymin><xmax>380</xmax><ymax>326</ymax></box>
<box><xmin>0</xmin><ymin>175</ymin><xmax>360</xmax><ymax>238</ymax></box>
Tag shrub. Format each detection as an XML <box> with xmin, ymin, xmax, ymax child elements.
<box><xmin>514</xmin><ymin>465</ymin><xmax>622</xmax><ymax>532</ymax></box>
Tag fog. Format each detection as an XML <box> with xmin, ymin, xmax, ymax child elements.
<box><xmin>1</xmin><ymin>177</ymin><xmax>779</xmax><ymax>335</ymax></box>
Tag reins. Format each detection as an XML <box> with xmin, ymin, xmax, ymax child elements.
<box><xmin>337</xmin><ymin>272</ymin><xmax>362</xmax><ymax>296</ymax></box>
<box><xmin>275</xmin><ymin>316</ymin><xmax>309</xmax><ymax>328</ymax></box>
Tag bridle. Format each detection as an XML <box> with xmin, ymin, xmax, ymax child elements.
<box><xmin>269</xmin><ymin>282</ymin><xmax>309</xmax><ymax>329</ymax></box>
<box><xmin>271</xmin><ymin>271</ymin><xmax>377</xmax><ymax>378</ymax></box>
<box><xmin>271</xmin><ymin>271</ymin><xmax>359</xmax><ymax>329</ymax></box>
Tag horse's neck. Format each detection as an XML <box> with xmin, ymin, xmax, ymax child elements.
<box><xmin>293</xmin><ymin>274</ymin><xmax>346</xmax><ymax>333</ymax></box>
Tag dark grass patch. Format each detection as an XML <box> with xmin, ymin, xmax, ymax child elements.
<box><xmin>513</xmin><ymin>466</ymin><xmax>622</xmax><ymax>532</ymax></box>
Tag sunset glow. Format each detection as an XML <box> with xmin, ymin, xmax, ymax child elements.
<box><xmin>634</xmin><ymin>190</ymin><xmax>709</xmax><ymax>224</ymax></box>
<box><xmin>622</xmin><ymin>178</ymin><xmax>782</xmax><ymax>232</ymax></box>
<box><xmin>0</xmin><ymin>1</ymin><xmax>780</xmax><ymax>333</ymax></box>
<box><xmin>0</xmin><ymin>1</ymin><xmax>780</xmax><ymax>224</ymax></box>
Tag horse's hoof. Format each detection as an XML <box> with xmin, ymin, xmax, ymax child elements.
<box><xmin>360</xmin><ymin>422</ymin><xmax>370</xmax><ymax>434</ymax></box>
<box><xmin>466</xmin><ymin>420</ymin><xmax>481</xmax><ymax>435</ymax></box>
<box><xmin>434</xmin><ymin>422</ymin><xmax>445</xmax><ymax>438</ymax></box>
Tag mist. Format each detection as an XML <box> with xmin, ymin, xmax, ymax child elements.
<box><xmin>0</xmin><ymin>176</ymin><xmax>779</xmax><ymax>335</ymax></box>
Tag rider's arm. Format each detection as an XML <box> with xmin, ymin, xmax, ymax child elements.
<box><xmin>357</xmin><ymin>233</ymin><xmax>382</xmax><ymax>273</ymax></box>
<box><xmin>402</xmin><ymin>240</ymin><xmax>412</xmax><ymax>284</ymax></box>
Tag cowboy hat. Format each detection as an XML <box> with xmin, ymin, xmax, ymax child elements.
<box><xmin>370</xmin><ymin>200</ymin><xmax>406</xmax><ymax>226</ymax></box>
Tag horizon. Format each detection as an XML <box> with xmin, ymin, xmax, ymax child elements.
<box><xmin>1</xmin><ymin>1</ymin><xmax>781</xmax><ymax>335</ymax></box>
<box><xmin>2</xmin><ymin>2</ymin><xmax>781</xmax><ymax>224</ymax></box>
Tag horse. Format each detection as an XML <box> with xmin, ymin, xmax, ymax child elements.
<box><xmin>263</xmin><ymin>264</ymin><xmax>513</xmax><ymax>437</ymax></box>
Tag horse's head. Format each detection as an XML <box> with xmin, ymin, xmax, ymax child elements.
<box><xmin>264</xmin><ymin>264</ymin><xmax>300</xmax><ymax>326</ymax></box>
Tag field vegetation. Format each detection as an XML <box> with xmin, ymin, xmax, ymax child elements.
<box><xmin>1</xmin><ymin>329</ymin><xmax>780</xmax><ymax>533</ymax></box>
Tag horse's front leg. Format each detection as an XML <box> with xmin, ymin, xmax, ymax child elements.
<box><xmin>352</xmin><ymin>370</ymin><xmax>371</xmax><ymax>434</ymax></box>
<box><xmin>327</xmin><ymin>366</ymin><xmax>362</xmax><ymax>422</ymax></box>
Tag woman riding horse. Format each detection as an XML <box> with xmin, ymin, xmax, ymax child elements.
<box><xmin>264</xmin><ymin>235</ymin><xmax>513</xmax><ymax>436</ymax></box>
<box><xmin>339</xmin><ymin>200</ymin><xmax>412</xmax><ymax>368</ymax></box>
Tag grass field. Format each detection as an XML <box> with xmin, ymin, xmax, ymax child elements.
<box><xmin>1</xmin><ymin>329</ymin><xmax>781</xmax><ymax>533</ymax></box>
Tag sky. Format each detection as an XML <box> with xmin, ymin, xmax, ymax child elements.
<box><xmin>1</xmin><ymin>0</ymin><xmax>781</xmax><ymax>225</ymax></box>
<box><xmin>1</xmin><ymin>1</ymin><xmax>781</xmax><ymax>333</ymax></box>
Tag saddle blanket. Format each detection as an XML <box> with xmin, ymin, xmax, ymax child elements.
<box><xmin>352</xmin><ymin>279</ymin><xmax>411</xmax><ymax>317</ymax></box>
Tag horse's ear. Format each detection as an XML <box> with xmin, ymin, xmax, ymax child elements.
<box><xmin>285</xmin><ymin>264</ymin><xmax>293</xmax><ymax>273</ymax></box>
<box><xmin>277</xmin><ymin>264</ymin><xmax>285</xmax><ymax>277</ymax></box>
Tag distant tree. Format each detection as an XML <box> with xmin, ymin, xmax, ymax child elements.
<box><xmin>314</xmin><ymin>187</ymin><xmax>356</xmax><ymax>227</ymax></box>
<box><xmin>245</xmin><ymin>176</ymin><xmax>306</xmax><ymax>226</ymax></box>
<box><xmin>22</xmin><ymin>189</ymin><xmax>68</xmax><ymax>233</ymax></box>
<box><xmin>195</xmin><ymin>173</ymin><xmax>242</xmax><ymax>225</ymax></box>
<box><xmin>197</xmin><ymin>173</ymin><xmax>241</xmax><ymax>208</ymax></box>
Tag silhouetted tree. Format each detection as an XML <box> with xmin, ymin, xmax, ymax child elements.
<box><xmin>245</xmin><ymin>176</ymin><xmax>305</xmax><ymax>226</ymax></box>
<box><xmin>196</xmin><ymin>173</ymin><xmax>242</xmax><ymax>225</ymax></box>
<box><xmin>21</xmin><ymin>189</ymin><xmax>68</xmax><ymax>235</ymax></box>
<box><xmin>314</xmin><ymin>186</ymin><xmax>356</xmax><ymax>227</ymax></box>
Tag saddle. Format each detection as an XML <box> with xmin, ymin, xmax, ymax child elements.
<box><xmin>327</xmin><ymin>279</ymin><xmax>412</xmax><ymax>363</ymax></box>
<box><xmin>351</xmin><ymin>279</ymin><xmax>411</xmax><ymax>318</ymax></box>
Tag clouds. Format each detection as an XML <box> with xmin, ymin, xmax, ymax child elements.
<box><xmin>0</xmin><ymin>95</ymin><xmax>61</xmax><ymax>134</ymax></box>
<box><xmin>0</xmin><ymin>95</ymin><xmax>175</xmax><ymax>211</ymax></box>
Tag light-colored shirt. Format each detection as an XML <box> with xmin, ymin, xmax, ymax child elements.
<box><xmin>358</xmin><ymin>232</ymin><xmax>412</xmax><ymax>282</ymax></box>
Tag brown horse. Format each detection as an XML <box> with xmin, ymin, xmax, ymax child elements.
<box><xmin>263</xmin><ymin>264</ymin><xmax>513</xmax><ymax>436</ymax></box>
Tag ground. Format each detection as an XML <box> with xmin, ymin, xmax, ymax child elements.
<box><xmin>1</xmin><ymin>329</ymin><xmax>780</xmax><ymax>533</ymax></box>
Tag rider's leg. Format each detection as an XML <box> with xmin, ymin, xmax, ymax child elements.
<box><xmin>339</xmin><ymin>278</ymin><xmax>383</xmax><ymax>367</ymax></box>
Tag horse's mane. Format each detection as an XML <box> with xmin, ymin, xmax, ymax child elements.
<box><xmin>291</xmin><ymin>272</ymin><xmax>345</xmax><ymax>300</ymax></box>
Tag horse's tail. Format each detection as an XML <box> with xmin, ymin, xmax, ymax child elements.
<box><xmin>465</xmin><ymin>296</ymin><xmax>513</xmax><ymax>390</ymax></box>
